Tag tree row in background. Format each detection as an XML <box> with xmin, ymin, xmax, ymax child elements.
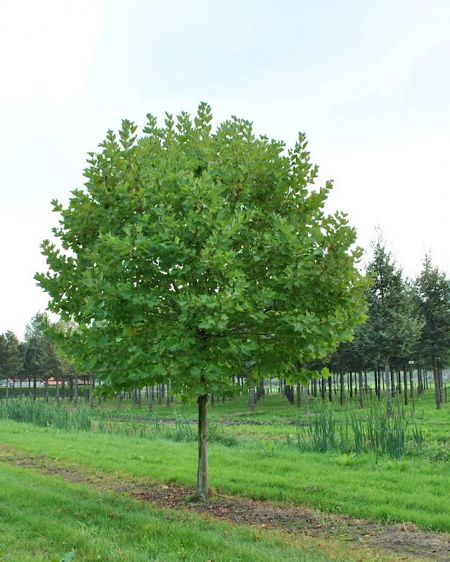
<box><xmin>0</xmin><ymin>313</ymin><xmax>81</xmax><ymax>401</ymax></box>
<box><xmin>2</xmin><ymin>240</ymin><xmax>449</xmax><ymax>414</ymax></box>
<box><xmin>328</xmin><ymin>241</ymin><xmax>450</xmax><ymax>412</ymax></box>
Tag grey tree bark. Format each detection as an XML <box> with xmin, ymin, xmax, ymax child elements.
<box><xmin>197</xmin><ymin>394</ymin><xmax>208</xmax><ymax>501</ymax></box>
<box><xmin>384</xmin><ymin>358</ymin><xmax>392</xmax><ymax>417</ymax></box>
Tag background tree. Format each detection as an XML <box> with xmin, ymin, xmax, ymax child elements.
<box><xmin>0</xmin><ymin>331</ymin><xmax>23</xmax><ymax>396</ymax></box>
<box><xmin>364</xmin><ymin>239</ymin><xmax>420</xmax><ymax>415</ymax></box>
<box><xmin>414</xmin><ymin>256</ymin><xmax>450</xmax><ymax>409</ymax></box>
<box><xmin>23</xmin><ymin>313</ymin><xmax>63</xmax><ymax>400</ymax></box>
<box><xmin>37</xmin><ymin>103</ymin><xmax>367</xmax><ymax>500</ymax></box>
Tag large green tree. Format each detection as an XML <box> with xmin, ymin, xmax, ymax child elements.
<box><xmin>37</xmin><ymin>103</ymin><xmax>366</xmax><ymax>499</ymax></box>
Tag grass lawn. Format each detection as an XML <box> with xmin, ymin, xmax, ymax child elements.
<box><xmin>92</xmin><ymin>390</ymin><xmax>450</xmax><ymax>442</ymax></box>
<box><xmin>1</xmin><ymin>413</ymin><xmax>449</xmax><ymax>532</ymax></box>
<box><xmin>0</xmin><ymin>461</ymin><xmax>395</xmax><ymax>562</ymax></box>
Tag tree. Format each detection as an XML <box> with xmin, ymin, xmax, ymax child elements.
<box><xmin>23</xmin><ymin>313</ymin><xmax>64</xmax><ymax>400</ymax></box>
<box><xmin>364</xmin><ymin>239</ymin><xmax>420</xmax><ymax>416</ymax></box>
<box><xmin>37</xmin><ymin>103</ymin><xmax>367</xmax><ymax>500</ymax></box>
<box><xmin>0</xmin><ymin>331</ymin><xmax>23</xmax><ymax>393</ymax></box>
<box><xmin>414</xmin><ymin>256</ymin><xmax>450</xmax><ymax>409</ymax></box>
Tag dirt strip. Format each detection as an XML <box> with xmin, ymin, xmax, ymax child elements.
<box><xmin>1</xmin><ymin>446</ymin><xmax>449</xmax><ymax>562</ymax></box>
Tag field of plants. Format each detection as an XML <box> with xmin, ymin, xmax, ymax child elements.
<box><xmin>1</xmin><ymin>386</ymin><xmax>449</xmax><ymax>561</ymax></box>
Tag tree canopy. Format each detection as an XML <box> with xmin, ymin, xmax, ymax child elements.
<box><xmin>360</xmin><ymin>239</ymin><xmax>420</xmax><ymax>414</ymax></box>
<box><xmin>22</xmin><ymin>313</ymin><xmax>64</xmax><ymax>383</ymax></box>
<box><xmin>36</xmin><ymin>103</ymin><xmax>367</xmax><ymax>498</ymax></box>
<box><xmin>414</xmin><ymin>255</ymin><xmax>450</xmax><ymax>408</ymax></box>
<box><xmin>0</xmin><ymin>330</ymin><xmax>22</xmax><ymax>380</ymax></box>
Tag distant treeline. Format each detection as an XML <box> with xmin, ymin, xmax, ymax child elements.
<box><xmin>1</xmin><ymin>241</ymin><xmax>449</xmax><ymax>410</ymax></box>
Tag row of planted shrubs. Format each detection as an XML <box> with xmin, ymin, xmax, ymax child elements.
<box><xmin>0</xmin><ymin>399</ymin><xmax>237</xmax><ymax>446</ymax></box>
<box><xmin>0</xmin><ymin>398</ymin><xmax>428</xmax><ymax>457</ymax></box>
<box><xmin>291</xmin><ymin>401</ymin><xmax>424</xmax><ymax>458</ymax></box>
<box><xmin>0</xmin><ymin>399</ymin><xmax>92</xmax><ymax>431</ymax></box>
<box><xmin>95</xmin><ymin>410</ymin><xmax>237</xmax><ymax>446</ymax></box>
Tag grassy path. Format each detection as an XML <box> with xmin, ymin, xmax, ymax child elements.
<box><xmin>1</xmin><ymin>420</ymin><xmax>449</xmax><ymax>532</ymax></box>
<box><xmin>0</xmin><ymin>459</ymin><xmax>404</xmax><ymax>562</ymax></box>
<box><xmin>1</xmin><ymin>445</ymin><xmax>449</xmax><ymax>561</ymax></box>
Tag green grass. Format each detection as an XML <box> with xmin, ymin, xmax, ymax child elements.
<box><xmin>90</xmin><ymin>389</ymin><xmax>450</xmax><ymax>440</ymax></box>
<box><xmin>1</xmin><ymin>417</ymin><xmax>450</xmax><ymax>532</ymax></box>
<box><xmin>0</xmin><ymin>461</ymin><xmax>390</xmax><ymax>562</ymax></box>
<box><xmin>0</xmin><ymin>399</ymin><xmax>92</xmax><ymax>431</ymax></box>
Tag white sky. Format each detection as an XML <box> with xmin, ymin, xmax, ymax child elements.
<box><xmin>1</xmin><ymin>0</ymin><xmax>449</xmax><ymax>338</ymax></box>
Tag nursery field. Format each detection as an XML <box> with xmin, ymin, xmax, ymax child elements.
<box><xmin>0</xmin><ymin>391</ymin><xmax>449</xmax><ymax>561</ymax></box>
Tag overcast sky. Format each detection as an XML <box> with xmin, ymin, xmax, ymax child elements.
<box><xmin>1</xmin><ymin>0</ymin><xmax>449</xmax><ymax>338</ymax></box>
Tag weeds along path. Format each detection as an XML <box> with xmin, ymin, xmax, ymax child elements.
<box><xmin>0</xmin><ymin>445</ymin><xmax>448</xmax><ymax>562</ymax></box>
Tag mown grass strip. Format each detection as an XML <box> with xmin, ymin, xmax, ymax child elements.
<box><xmin>1</xmin><ymin>420</ymin><xmax>449</xmax><ymax>532</ymax></box>
<box><xmin>0</xmin><ymin>461</ymin><xmax>397</xmax><ymax>562</ymax></box>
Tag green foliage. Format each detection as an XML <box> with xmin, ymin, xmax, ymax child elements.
<box><xmin>0</xmin><ymin>399</ymin><xmax>238</xmax><ymax>446</ymax></box>
<box><xmin>22</xmin><ymin>313</ymin><xmax>67</xmax><ymax>381</ymax></box>
<box><xmin>293</xmin><ymin>402</ymin><xmax>424</xmax><ymax>457</ymax></box>
<box><xmin>361</xmin><ymin>239</ymin><xmax>421</xmax><ymax>367</ymax></box>
<box><xmin>37</xmin><ymin>103</ymin><xmax>367</xmax><ymax>397</ymax></box>
<box><xmin>414</xmin><ymin>255</ymin><xmax>450</xmax><ymax>367</ymax></box>
<box><xmin>0</xmin><ymin>399</ymin><xmax>91</xmax><ymax>431</ymax></box>
<box><xmin>0</xmin><ymin>330</ymin><xmax>23</xmax><ymax>379</ymax></box>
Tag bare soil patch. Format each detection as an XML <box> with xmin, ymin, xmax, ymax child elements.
<box><xmin>1</xmin><ymin>446</ymin><xmax>449</xmax><ymax>561</ymax></box>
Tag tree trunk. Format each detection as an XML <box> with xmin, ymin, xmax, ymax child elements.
<box><xmin>166</xmin><ymin>384</ymin><xmax>170</xmax><ymax>407</ymax></box>
<box><xmin>415</xmin><ymin>368</ymin><xmax>420</xmax><ymax>394</ymax></box>
<box><xmin>432</xmin><ymin>356</ymin><xmax>442</xmax><ymax>409</ymax></box>
<box><xmin>249</xmin><ymin>386</ymin><xmax>256</xmax><ymax>411</ymax></box>
<box><xmin>146</xmin><ymin>385</ymin><xmax>153</xmax><ymax>411</ymax></box>
<box><xmin>287</xmin><ymin>384</ymin><xmax>295</xmax><ymax>404</ymax></box>
<box><xmin>89</xmin><ymin>376</ymin><xmax>95</xmax><ymax>406</ymax></box>
<box><xmin>196</xmin><ymin>394</ymin><xmax>208</xmax><ymax>501</ymax></box>
<box><xmin>403</xmin><ymin>366</ymin><xmax>408</xmax><ymax>405</ymax></box>
<box><xmin>384</xmin><ymin>358</ymin><xmax>392</xmax><ymax>417</ymax></box>
<box><xmin>73</xmin><ymin>377</ymin><xmax>78</xmax><ymax>404</ymax></box>
<box><xmin>258</xmin><ymin>378</ymin><xmax>265</xmax><ymax>400</ymax></box>
<box><xmin>438</xmin><ymin>364</ymin><xmax>444</xmax><ymax>402</ymax></box>
<box><xmin>358</xmin><ymin>371</ymin><xmax>364</xmax><ymax>408</ymax></box>
<box><xmin>320</xmin><ymin>378</ymin><xmax>325</xmax><ymax>400</ymax></box>
<box><xmin>409</xmin><ymin>365</ymin><xmax>414</xmax><ymax>399</ymax></box>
